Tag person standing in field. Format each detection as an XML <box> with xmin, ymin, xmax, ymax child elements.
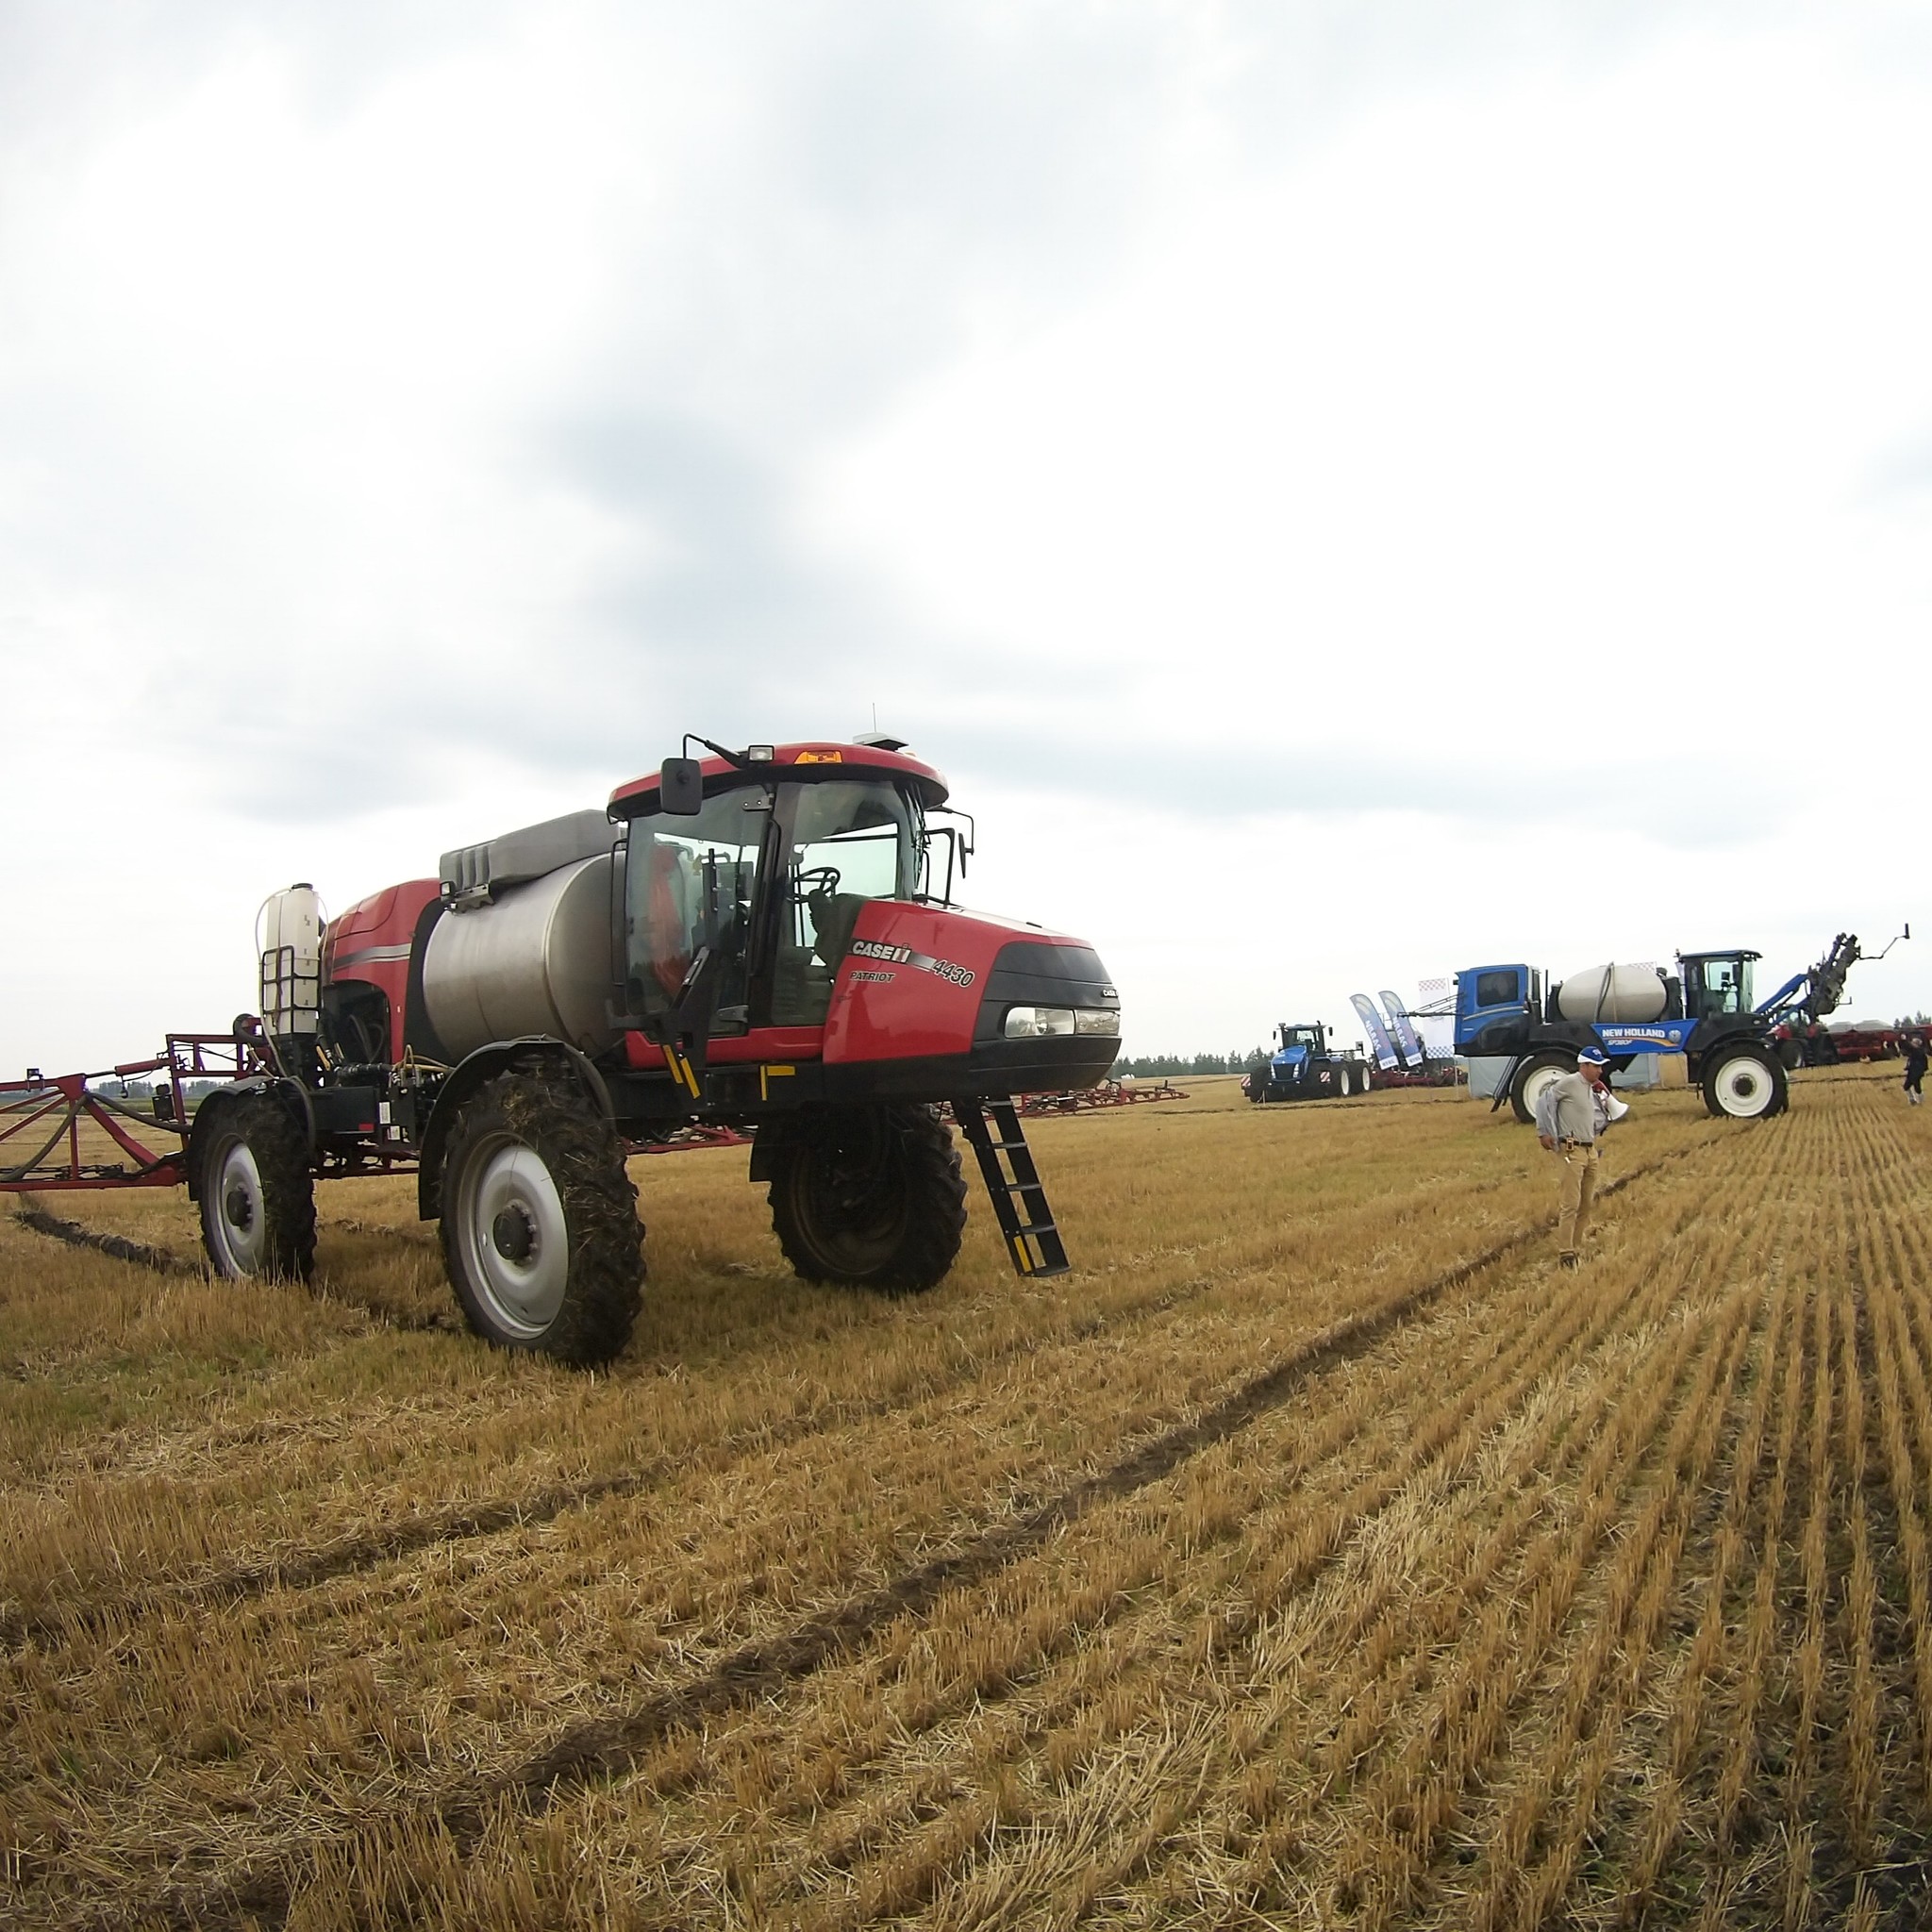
<box><xmin>1535</xmin><ymin>1044</ymin><xmax>1612</xmax><ymax>1269</ymax></box>
<box><xmin>1905</xmin><ymin>1031</ymin><xmax>1927</xmax><ymax>1107</ymax></box>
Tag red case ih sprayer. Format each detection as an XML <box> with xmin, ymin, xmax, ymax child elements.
<box><xmin>0</xmin><ymin>737</ymin><xmax>1122</xmax><ymax>1365</ymax></box>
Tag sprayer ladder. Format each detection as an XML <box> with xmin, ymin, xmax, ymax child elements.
<box><xmin>955</xmin><ymin>1098</ymin><xmax>1070</xmax><ymax>1278</ymax></box>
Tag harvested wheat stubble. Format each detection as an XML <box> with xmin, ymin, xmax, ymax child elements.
<box><xmin>3</xmin><ymin>1067</ymin><xmax>1930</xmax><ymax>1930</ymax></box>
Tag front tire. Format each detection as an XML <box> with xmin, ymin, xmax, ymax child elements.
<box><xmin>196</xmin><ymin>1093</ymin><xmax>316</xmax><ymax>1282</ymax></box>
<box><xmin>1703</xmin><ymin>1046</ymin><xmax>1788</xmax><ymax>1120</ymax></box>
<box><xmin>439</xmin><ymin>1073</ymin><xmax>643</xmax><ymax>1364</ymax></box>
<box><xmin>766</xmin><ymin>1104</ymin><xmax>966</xmax><ymax>1292</ymax></box>
<box><xmin>1510</xmin><ymin>1051</ymin><xmax>1575</xmax><ymax>1126</ymax></box>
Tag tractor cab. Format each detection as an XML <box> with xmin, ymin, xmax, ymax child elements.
<box><xmin>1274</xmin><ymin>1023</ymin><xmax>1326</xmax><ymax>1064</ymax></box>
<box><xmin>1677</xmin><ymin>950</ymin><xmax>1759</xmax><ymax>1023</ymax></box>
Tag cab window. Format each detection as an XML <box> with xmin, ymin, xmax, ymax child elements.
<box><xmin>1474</xmin><ymin>969</ymin><xmax>1521</xmax><ymax>1008</ymax></box>
<box><xmin>770</xmin><ymin>779</ymin><xmax>918</xmax><ymax>1025</ymax></box>
<box><xmin>1695</xmin><ymin>957</ymin><xmax>1754</xmax><ymax>1018</ymax></box>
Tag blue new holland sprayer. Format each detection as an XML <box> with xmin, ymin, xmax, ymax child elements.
<box><xmin>1454</xmin><ymin>930</ymin><xmax>1905</xmax><ymax>1124</ymax></box>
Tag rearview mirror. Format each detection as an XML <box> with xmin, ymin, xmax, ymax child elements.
<box><xmin>659</xmin><ymin>757</ymin><xmax>704</xmax><ymax>816</ymax></box>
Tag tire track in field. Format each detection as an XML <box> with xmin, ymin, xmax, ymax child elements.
<box><xmin>5</xmin><ymin>1142</ymin><xmax>1671</xmax><ymax>1652</ymax></box>
<box><xmin>1820</xmin><ymin>1091</ymin><xmax>1932</xmax><ymax>1924</ymax></box>
<box><xmin>137</xmin><ymin>1150</ymin><xmax>1704</xmax><ymax>1932</ymax></box>
<box><xmin>0</xmin><ymin>1227</ymin><xmax>1324</xmax><ymax>1652</ymax></box>
<box><xmin>3</xmin><ymin>1205</ymin><xmax>464</xmax><ymax>1360</ymax></box>
<box><xmin>730</xmin><ymin>1138</ymin><xmax>1772</xmax><ymax>1925</ymax></box>
<box><xmin>8</xmin><ymin>1203</ymin><xmax>202</xmax><ymax>1278</ymax></box>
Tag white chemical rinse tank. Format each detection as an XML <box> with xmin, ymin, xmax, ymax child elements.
<box><xmin>1552</xmin><ymin>962</ymin><xmax>1671</xmax><ymax>1025</ymax></box>
<box><xmin>258</xmin><ymin>884</ymin><xmax>325</xmax><ymax>1038</ymax></box>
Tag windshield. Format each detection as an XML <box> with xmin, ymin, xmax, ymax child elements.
<box><xmin>1281</xmin><ymin>1026</ymin><xmax>1322</xmax><ymax>1049</ymax></box>
<box><xmin>1694</xmin><ymin>956</ymin><xmax>1755</xmax><ymax>1018</ymax></box>
<box><xmin>771</xmin><ymin>778</ymin><xmax>919</xmax><ymax>1024</ymax></box>
<box><xmin>623</xmin><ymin>776</ymin><xmax>923</xmax><ymax>1037</ymax></box>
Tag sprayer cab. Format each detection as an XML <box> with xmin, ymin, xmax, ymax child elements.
<box><xmin>1677</xmin><ymin>950</ymin><xmax>1759</xmax><ymax>1022</ymax></box>
<box><xmin>607</xmin><ymin>741</ymin><xmax>1121</xmax><ymax>1101</ymax></box>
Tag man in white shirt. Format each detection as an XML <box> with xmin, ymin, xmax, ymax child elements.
<box><xmin>1535</xmin><ymin>1044</ymin><xmax>1611</xmax><ymax>1269</ymax></box>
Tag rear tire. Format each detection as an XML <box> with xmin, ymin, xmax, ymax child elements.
<box><xmin>1703</xmin><ymin>1046</ymin><xmax>1788</xmax><ymax>1120</ymax></box>
<box><xmin>1336</xmin><ymin>1064</ymin><xmax>1354</xmax><ymax>1098</ymax></box>
<box><xmin>1509</xmin><ymin>1051</ymin><xmax>1575</xmax><ymax>1126</ymax></box>
<box><xmin>766</xmin><ymin>1104</ymin><xmax>966</xmax><ymax>1292</ymax></box>
<box><xmin>196</xmin><ymin>1093</ymin><xmax>316</xmax><ymax>1282</ymax></box>
<box><xmin>439</xmin><ymin>1073</ymin><xmax>643</xmax><ymax>1364</ymax></box>
<box><xmin>1357</xmin><ymin>1063</ymin><xmax>1374</xmax><ymax>1093</ymax></box>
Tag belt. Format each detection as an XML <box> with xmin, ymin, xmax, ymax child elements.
<box><xmin>1558</xmin><ymin>1138</ymin><xmax>1595</xmax><ymax>1149</ymax></box>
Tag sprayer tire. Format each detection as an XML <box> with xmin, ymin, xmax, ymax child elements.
<box><xmin>766</xmin><ymin>1104</ymin><xmax>966</xmax><ymax>1292</ymax></box>
<box><xmin>196</xmin><ymin>1092</ymin><xmax>316</xmax><ymax>1283</ymax></box>
<box><xmin>439</xmin><ymin>1073</ymin><xmax>643</xmax><ymax>1365</ymax></box>
<box><xmin>1702</xmin><ymin>1046</ymin><xmax>1788</xmax><ymax>1121</ymax></box>
<box><xmin>1509</xmin><ymin>1051</ymin><xmax>1575</xmax><ymax>1126</ymax></box>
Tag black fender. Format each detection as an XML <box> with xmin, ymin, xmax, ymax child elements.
<box><xmin>416</xmin><ymin>1038</ymin><xmax>616</xmax><ymax>1222</ymax></box>
<box><xmin>183</xmin><ymin>1077</ymin><xmax>314</xmax><ymax>1201</ymax></box>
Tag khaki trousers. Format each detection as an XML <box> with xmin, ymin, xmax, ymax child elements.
<box><xmin>1557</xmin><ymin>1142</ymin><xmax>1599</xmax><ymax>1260</ymax></box>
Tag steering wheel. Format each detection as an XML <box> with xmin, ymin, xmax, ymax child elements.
<box><xmin>793</xmin><ymin>865</ymin><xmax>841</xmax><ymax>902</ymax></box>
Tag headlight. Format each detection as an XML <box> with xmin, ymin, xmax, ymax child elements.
<box><xmin>1004</xmin><ymin>1007</ymin><xmax>1073</xmax><ymax>1038</ymax></box>
<box><xmin>1005</xmin><ymin>1006</ymin><xmax>1117</xmax><ymax>1039</ymax></box>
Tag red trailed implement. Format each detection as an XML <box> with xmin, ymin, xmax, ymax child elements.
<box><xmin>1016</xmin><ymin>1078</ymin><xmax>1187</xmax><ymax>1117</ymax></box>
<box><xmin>0</xmin><ymin>1033</ymin><xmax>271</xmax><ymax>1193</ymax></box>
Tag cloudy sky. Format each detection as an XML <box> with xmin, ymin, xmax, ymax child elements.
<box><xmin>2</xmin><ymin>1</ymin><xmax>1926</xmax><ymax>1075</ymax></box>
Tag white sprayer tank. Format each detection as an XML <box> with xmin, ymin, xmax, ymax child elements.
<box><xmin>259</xmin><ymin>884</ymin><xmax>325</xmax><ymax>1037</ymax></box>
<box><xmin>1554</xmin><ymin>962</ymin><xmax>1669</xmax><ymax>1024</ymax></box>
<box><xmin>421</xmin><ymin>855</ymin><xmax>619</xmax><ymax>1060</ymax></box>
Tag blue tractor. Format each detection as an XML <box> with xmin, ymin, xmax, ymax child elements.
<box><xmin>1455</xmin><ymin>932</ymin><xmax>1895</xmax><ymax>1124</ymax></box>
<box><xmin>1242</xmin><ymin>1022</ymin><xmax>1371</xmax><ymax>1104</ymax></box>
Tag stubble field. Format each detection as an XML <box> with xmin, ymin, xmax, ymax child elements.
<box><xmin>3</xmin><ymin>1064</ymin><xmax>1930</xmax><ymax>1929</ymax></box>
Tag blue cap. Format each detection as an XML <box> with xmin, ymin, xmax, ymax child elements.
<box><xmin>1577</xmin><ymin>1045</ymin><xmax>1609</xmax><ymax>1066</ymax></box>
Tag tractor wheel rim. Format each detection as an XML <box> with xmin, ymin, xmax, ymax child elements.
<box><xmin>1716</xmin><ymin>1060</ymin><xmax>1774</xmax><ymax>1116</ymax></box>
<box><xmin>1522</xmin><ymin>1063</ymin><xmax>1565</xmax><ymax>1115</ymax></box>
<box><xmin>460</xmin><ymin>1139</ymin><xmax>569</xmax><ymax>1337</ymax></box>
<box><xmin>211</xmin><ymin>1140</ymin><xmax>267</xmax><ymax>1274</ymax></box>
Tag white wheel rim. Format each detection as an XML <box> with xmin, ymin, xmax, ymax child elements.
<box><xmin>1713</xmin><ymin>1058</ymin><xmax>1774</xmax><ymax>1118</ymax></box>
<box><xmin>1521</xmin><ymin>1063</ymin><xmax>1565</xmax><ymax>1117</ymax></box>
<box><xmin>457</xmin><ymin>1138</ymin><xmax>571</xmax><ymax>1338</ymax></box>
<box><xmin>211</xmin><ymin>1139</ymin><xmax>267</xmax><ymax>1274</ymax></box>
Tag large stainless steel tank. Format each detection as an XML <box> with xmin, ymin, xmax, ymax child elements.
<box><xmin>1554</xmin><ymin>962</ymin><xmax>1669</xmax><ymax>1024</ymax></box>
<box><xmin>422</xmin><ymin>855</ymin><xmax>618</xmax><ymax>1058</ymax></box>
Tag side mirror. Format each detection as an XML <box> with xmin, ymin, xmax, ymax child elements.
<box><xmin>658</xmin><ymin>757</ymin><xmax>704</xmax><ymax>817</ymax></box>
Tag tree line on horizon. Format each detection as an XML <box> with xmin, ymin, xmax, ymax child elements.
<box><xmin>1112</xmin><ymin>1048</ymin><xmax>1271</xmax><ymax>1077</ymax></box>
